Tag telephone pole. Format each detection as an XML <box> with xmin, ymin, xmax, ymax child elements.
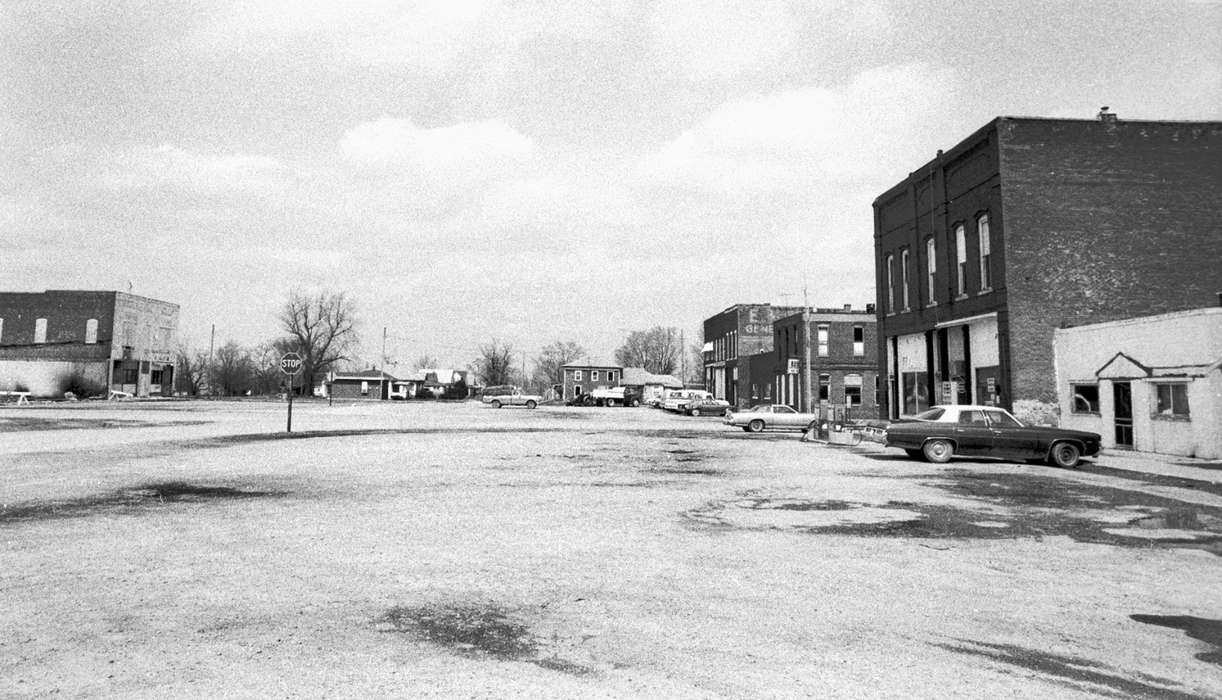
<box><xmin>802</xmin><ymin>287</ymin><xmax>813</xmax><ymax>414</ymax></box>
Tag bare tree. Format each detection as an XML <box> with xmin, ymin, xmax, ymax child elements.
<box><xmin>474</xmin><ymin>339</ymin><xmax>516</xmax><ymax>386</ymax></box>
<box><xmin>532</xmin><ymin>340</ymin><xmax>585</xmax><ymax>392</ymax></box>
<box><xmin>412</xmin><ymin>355</ymin><xmax>440</xmax><ymax>370</ymax></box>
<box><xmin>212</xmin><ymin>341</ymin><xmax>255</xmax><ymax>395</ymax></box>
<box><xmin>614</xmin><ymin>327</ymin><xmax>682</xmax><ymax>375</ymax></box>
<box><xmin>278</xmin><ymin>289</ymin><xmax>358</xmax><ymax>394</ymax></box>
<box><xmin>174</xmin><ymin>343</ymin><xmax>209</xmax><ymax>396</ymax></box>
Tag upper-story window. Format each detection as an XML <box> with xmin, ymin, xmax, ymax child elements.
<box><xmin>886</xmin><ymin>254</ymin><xmax>895</xmax><ymax>313</ymax></box>
<box><xmin>817</xmin><ymin>324</ymin><xmax>829</xmax><ymax>357</ymax></box>
<box><xmin>573</xmin><ymin>369</ymin><xmax>583</xmax><ymax>381</ymax></box>
<box><xmin>0</xmin><ymin>318</ymin><xmax>4</xmax><ymax>343</ymax></box>
<box><xmin>978</xmin><ymin>214</ymin><xmax>992</xmax><ymax>291</ymax></box>
<box><xmin>852</xmin><ymin>325</ymin><xmax>865</xmax><ymax>356</ymax></box>
<box><xmin>591</xmin><ymin>370</ymin><xmax>600</xmax><ymax>382</ymax></box>
<box><xmin>85</xmin><ymin>319</ymin><xmax>99</xmax><ymax>344</ymax></box>
<box><xmin>925</xmin><ymin>237</ymin><xmax>937</xmax><ymax>305</ymax></box>
<box><xmin>955</xmin><ymin>223</ymin><xmax>968</xmax><ymax>296</ymax></box>
<box><xmin>34</xmin><ymin>318</ymin><xmax>47</xmax><ymax>344</ymax></box>
<box><xmin>900</xmin><ymin>249</ymin><xmax>911</xmax><ymax>311</ymax></box>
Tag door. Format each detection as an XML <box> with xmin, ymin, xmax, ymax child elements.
<box><xmin>1113</xmin><ymin>382</ymin><xmax>1134</xmax><ymax>448</ymax></box>
<box><xmin>985</xmin><ymin>409</ymin><xmax>1040</xmax><ymax>459</ymax></box>
<box><xmin>953</xmin><ymin>408</ymin><xmax>994</xmax><ymax>455</ymax></box>
<box><xmin>975</xmin><ymin>366</ymin><xmax>1000</xmax><ymax>407</ymax></box>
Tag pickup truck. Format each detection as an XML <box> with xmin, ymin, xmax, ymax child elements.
<box><xmin>590</xmin><ymin>386</ymin><xmax>640</xmax><ymax>407</ymax></box>
<box><xmin>483</xmin><ymin>387</ymin><xmax>542</xmax><ymax>409</ymax></box>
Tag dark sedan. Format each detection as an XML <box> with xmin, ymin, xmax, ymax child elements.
<box><xmin>883</xmin><ymin>405</ymin><xmax>1102</xmax><ymax>468</ymax></box>
<box><xmin>683</xmin><ymin>398</ymin><xmax>732</xmax><ymax>417</ymax></box>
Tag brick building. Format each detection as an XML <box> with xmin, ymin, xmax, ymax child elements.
<box><xmin>766</xmin><ymin>306</ymin><xmax>879</xmax><ymax>416</ymax></box>
<box><xmin>702</xmin><ymin>304</ymin><xmax>801</xmax><ymax>408</ymax></box>
<box><xmin>0</xmin><ymin>290</ymin><xmax>179</xmax><ymax>398</ymax></box>
<box><xmin>873</xmin><ymin>113</ymin><xmax>1222</xmax><ymax>420</ymax></box>
<box><xmin>561</xmin><ymin>363</ymin><xmax>622</xmax><ymax>400</ymax></box>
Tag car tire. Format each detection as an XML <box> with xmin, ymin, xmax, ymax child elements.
<box><xmin>922</xmin><ymin>439</ymin><xmax>954</xmax><ymax>463</ymax></box>
<box><xmin>1048</xmin><ymin>441</ymin><xmax>1081</xmax><ymax>468</ymax></box>
<box><xmin>904</xmin><ymin>449</ymin><xmax>923</xmax><ymax>459</ymax></box>
<box><xmin>690</xmin><ymin>409</ymin><xmax>701</xmax><ymax>417</ymax></box>
<box><xmin>631</xmin><ymin>399</ymin><xmax>640</xmax><ymax>407</ymax></box>
<box><xmin>491</xmin><ymin>400</ymin><xmax>502</xmax><ymax>409</ymax></box>
<box><xmin>747</xmin><ymin>419</ymin><xmax>764</xmax><ymax>433</ymax></box>
<box><xmin>525</xmin><ymin>400</ymin><xmax>537</xmax><ymax>409</ymax></box>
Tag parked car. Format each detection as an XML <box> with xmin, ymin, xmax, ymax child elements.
<box><xmin>662</xmin><ymin>390</ymin><xmax>714</xmax><ymax>413</ymax></box>
<box><xmin>882</xmin><ymin>404</ymin><xmax>1102</xmax><ymax>467</ymax></box>
<box><xmin>483</xmin><ymin>386</ymin><xmax>542</xmax><ymax>409</ymax></box>
<box><xmin>481</xmin><ymin>385</ymin><xmax>517</xmax><ymax>403</ymax></box>
<box><xmin>723</xmin><ymin>404</ymin><xmax>820</xmax><ymax>433</ymax></box>
<box><xmin>683</xmin><ymin>398</ymin><xmax>732</xmax><ymax>417</ymax></box>
<box><xmin>590</xmin><ymin>386</ymin><xmax>641</xmax><ymax>407</ymax></box>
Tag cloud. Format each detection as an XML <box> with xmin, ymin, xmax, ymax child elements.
<box><xmin>637</xmin><ymin>63</ymin><xmax>959</xmax><ymax>194</ymax></box>
<box><xmin>98</xmin><ymin>144</ymin><xmax>286</xmax><ymax>194</ymax></box>
<box><xmin>341</xmin><ymin>117</ymin><xmax>532</xmax><ymax>170</ymax></box>
<box><xmin>646</xmin><ymin>0</ymin><xmax>800</xmax><ymax>79</ymax></box>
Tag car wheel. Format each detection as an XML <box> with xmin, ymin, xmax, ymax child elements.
<box><xmin>922</xmin><ymin>439</ymin><xmax>954</xmax><ymax>463</ymax></box>
<box><xmin>1048</xmin><ymin>441</ymin><xmax>1081</xmax><ymax>468</ymax></box>
<box><xmin>525</xmin><ymin>400</ymin><xmax>537</xmax><ymax>409</ymax></box>
<box><xmin>747</xmin><ymin>420</ymin><xmax>764</xmax><ymax>433</ymax></box>
<box><xmin>690</xmin><ymin>409</ymin><xmax>701</xmax><ymax>417</ymax></box>
<box><xmin>631</xmin><ymin>399</ymin><xmax>640</xmax><ymax>407</ymax></box>
<box><xmin>491</xmin><ymin>400</ymin><xmax>502</xmax><ymax>409</ymax></box>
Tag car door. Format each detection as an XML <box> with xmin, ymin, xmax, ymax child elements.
<box><xmin>771</xmin><ymin>405</ymin><xmax>801</xmax><ymax>428</ymax></box>
<box><xmin>984</xmin><ymin>409</ymin><xmax>1040</xmax><ymax>459</ymax></box>
<box><xmin>953</xmin><ymin>409</ymin><xmax>994</xmax><ymax>455</ymax></box>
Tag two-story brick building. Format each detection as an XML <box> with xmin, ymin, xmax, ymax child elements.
<box><xmin>561</xmin><ymin>363</ymin><xmax>622</xmax><ymax>400</ymax></box>
<box><xmin>873</xmin><ymin>113</ymin><xmax>1222</xmax><ymax>420</ymax></box>
<box><xmin>0</xmin><ymin>290</ymin><xmax>179</xmax><ymax>398</ymax></box>
<box><xmin>766</xmin><ymin>306</ymin><xmax>879</xmax><ymax>416</ymax></box>
<box><xmin>702</xmin><ymin>304</ymin><xmax>801</xmax><ymax>408</ymax></box>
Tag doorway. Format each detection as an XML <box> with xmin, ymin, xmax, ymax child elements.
<box><xmin>1113</xmin><ymin>381</ymin><xmax>1134</xmax><ymax>448</ymax></box>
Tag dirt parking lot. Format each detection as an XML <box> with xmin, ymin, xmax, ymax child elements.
<box><xmin>2</xmin><ymin>399</ymin><xmax>1220</xmax><ymax>698</ymax></box>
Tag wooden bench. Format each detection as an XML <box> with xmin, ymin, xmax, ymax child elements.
<box><xmin>0</xmin><ymin>391</ymin><xmax>31</xmax><ymax>406</ymax></box>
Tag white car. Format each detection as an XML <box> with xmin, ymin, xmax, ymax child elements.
<box><xmin>661</xmin><ymin>390</ymin><xmax>714</xmax><ymax>413</ymax></box>
<box><xmin>483</xmin><ymin>386</ymin><xmax>542</xmax><ymax>409</ymax></box>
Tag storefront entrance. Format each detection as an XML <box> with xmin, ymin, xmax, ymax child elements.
<box><xmin>1113</xmin><ymin>381</ymin><xmax>1134</xmax><ymax>447</ymax></box>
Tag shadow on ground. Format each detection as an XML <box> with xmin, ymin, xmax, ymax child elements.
<box><xmin>0</xmin><ymin>481</ymin><xmax>286</xmax><ymax>525</ymax></box>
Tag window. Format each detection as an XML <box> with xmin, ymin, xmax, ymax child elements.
<box><xmin>360</xmin><ymin>381</ymin><xmax>369</xmax><ymax>395</ymax></box>
<box><xmin>1071</xmin><ymin>384</ymin><xmax>1099</xmax><ymax>414</ymax></box>
<box><xmin>0</xmin><ymin>318</ymin><xmax>4</xmax><ymax>343</ymax></box>
<box><xmin>817</xmin><ymin>324</ymin><xmax>829</xmax><ymax>357</ymax></box>
<box><xmin>591</xmin><ymin>370</ymin><xmax>600</xmax><ymax>382</ymax></box>
<box><xmin>1155</xmin><ymin>383</ymin><xmax>1190</xmax><ymax>417</ymax></box>
<box><xmin>978</xmin><ymin>214</ymin><xmax>991</xmax><ymax>291</ymax></box>
<box><xmin>955</xmin><ymin>224</ymin><xmax>968</xmax><ymax>296</ymax></box>
<box><xmin>958</xmin><ymin>409</ymin><xmax>987</xmax><ymax>426</ymax></box>
<box><xmin>574</xmin><ymin>385</ymin><xmax>582</xmax><ymax>397</ymax></box>
<box><xmin>844</xmin><ymin>373</ymin><xmax>862</xmax><ymax>406</ymax></box>
<box><xmin>34</xmin><ymin>318</ymin><xmax>47</xmax><ymax>344</ymax></box>
<box><xmin>608</xmin><ymin>371</ymin><xmax>615</xmax><ymax>383</ymax></box>
<box><xmin>925</xmin><ymin>237</ymin><xmax>937</xmax><ymax>304</ymax></box>
<box><xmin>902</xmin><ymin>372</ymin><xmax>930</xmax><ymax>415</ymax></box>
<box><xmin>984</xmin><ymin>410</ymin><xmax>1023</xmax><ymax>428</ymax></box>
<box><xmin>886</xmin><ymin>254</ymin><xmax>895</xmax><ymax>313</ymax></box>
<box><xmin>852</xmin><ymin>325</ymin><xmax>864</xmax><ymax>357</ymax></box>
<box><xmin>85</xmin><ymin>319</ymin><xmax>98</xmax><ymax>344</ymax></box>
<box><xmin>573</xmin><ymin>369</ymin><xmax>583</xmax><ymax>381</ymax></box>
<box><xmin>818</xmin><ymin>373</ymin><xmax>831</xmax><ymax>401</ymax></box>
<box><xmin>900</xmin><ymin>249</ymin><xmax>911</xmax><ymax>310</ymax></box>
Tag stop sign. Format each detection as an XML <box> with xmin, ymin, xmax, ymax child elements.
<box><xmin>279</xmin><ymin>352</ymin><xmax>303</xmax><ymax>375</ymax></box>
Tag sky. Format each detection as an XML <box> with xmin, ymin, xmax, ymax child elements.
<box><xmin>3</xmin><ymin>0</ymin><xmax>1220</xmax><ymax>370</ymax></box>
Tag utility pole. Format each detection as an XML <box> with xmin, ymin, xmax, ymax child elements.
<box><xmin>802</xmin><ymin>287</ymin><xmax>813</xmax><ymax>414</ymax></box>
<box><xmin>379</xmin><ymin>326</ymin><xmax>387</xmax><ymax>401</ymax></box>
<box><xmin>207</xmin><ymin>323</ymin><xmax>215</xmax><ymax>399</ymax></box>
<box><xmin>680</xmin><ymin>329</ymin><xmax>686</xmax><ymax>386</ymax></box>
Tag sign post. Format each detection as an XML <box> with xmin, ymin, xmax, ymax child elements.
<box><xmin>279</xmin><ymin>352</ymin><xmax>303</xmax><ymax>433</ymax></box>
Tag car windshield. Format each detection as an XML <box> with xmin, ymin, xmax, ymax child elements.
<box><xmin>911</xmin><ymin>408</ymin><xmax>946</xmax><ymax>421</ymax></box>
<box><xmin>750</xmin><ymin>405</ymin><xmax>769</xmax><ymax>412</ymax></box>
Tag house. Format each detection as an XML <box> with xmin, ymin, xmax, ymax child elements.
<box><xmin>1054</xmin><ymin>307</ymin><xmax>1222</xmax><ymax>459</ymax></box>
<box><xmin>873</xmin><ymin>112</ymin><xmax>1222</xmax><ymax>421</ymax></box>
<box><xmin>702</xmin><ymin>303</ymin><xmax>802</xmax><ymax>408</ymax></box>
<box><xmin>329</xmin><ymin>369</ymin><xmax>396</xmax><ymax>400</ymax></box>
<box><xmin>412</xmin><ymin>368</ymin><xmax>471</xmax><ymax>399</ymax></box>
<box><xmin>765</xmin><ymin>305</ymin><xmax>879</xmax><ymax>417</ymax></box>
<box><xmin>561</xmin><ymin>363</ymin><xmax>622</xmax><ymax>400</ymax></box>
<box><xmin>620</xmin><ymin>367</ymin><xmax>683</xmax><ymax>406</ymax></box>
<box><xmin>0</xmin><ymin>290</ymin><xmax>178</xmax><ymax>398</ymax></box>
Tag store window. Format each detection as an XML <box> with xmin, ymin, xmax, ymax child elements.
<box><xmin>1070</xmin><ymin>383</ymin><xmax>1099</xmax><ymax>414</ymax></box>
<box><xmin>902</xmin><ymin>372</ymin><xmax>929</xmax><ymax>415</ymax></box>
<box><xmin>1154</xmin><ymin>383</ymin><xmax>1189</xmax><ymax>418</ymax></box>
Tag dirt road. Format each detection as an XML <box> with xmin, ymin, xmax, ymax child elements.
<box><xmin>2</xmin><ymin>400</ymin><xmax>1220</xmax><ymax>697</ymax></box>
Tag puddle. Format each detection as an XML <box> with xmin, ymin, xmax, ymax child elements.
<box><xmin>0</xmin><ymin>481</ymin><xmax>285</xmax><ymax>524</ymax></box>
<box><xmin>376</xmin><ymin>603</ymin><xmax>594</xmax><ymax>676</ymax></box>
<box><xmin>1131</xmin><ymin>615</ymin><xmax>1222</xmax><ymax>667</ymax></box>
<box><xmin>934</xmin><ymin>639</ymin><xmax>1195</xmax><ymax>698</ymax></box>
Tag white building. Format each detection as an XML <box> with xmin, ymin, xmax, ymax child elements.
<box><xmin>1053</xmin><ymin>307</ymin><xmax>1222</xmax><ymax>459</ymax></box>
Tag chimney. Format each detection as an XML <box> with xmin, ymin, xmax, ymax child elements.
<box><xmin>1098</xmin><ymin>106</ymin><xmax>1117</xmax><ymax>123</ymax></box>
<box><xmin>843</xmin><ymin>304</ymin><xmax>852</xmax><ymax>311</ymax></box>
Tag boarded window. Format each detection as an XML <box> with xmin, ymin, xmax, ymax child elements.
<box><xmin>34</xmin><ymin>318</ymin><xmax>47</xmax><ymax>343</ymax></box>
<box><xmin>85</xmin><ymin>318</ymin><xmax>99</xmax><ymax>344</ymax></box>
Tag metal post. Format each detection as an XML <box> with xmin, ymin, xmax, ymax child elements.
<box><xmin>802</xmin><ymin>288</ymin><xmax>813</xmax><ymax>413</ymax></box>
<box><xmin>286</xmin><ymin>372</ymin><xmax>293</xmax><ymax>433</ymax></box>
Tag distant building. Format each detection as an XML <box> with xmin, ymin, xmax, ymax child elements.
<box><xmin>702</xmin><ymin>303</ymin><xmax>802</xmax><ymax>408</ymax></box>
<box><xmin>1054</xmin><ymin>307</ymin><xmax>1222</xmax><ymax>459</ymax></box>
<box><xmin>620</xmin><ymin>367</ymin><xmax>683</xmax><ymax>406</ymax></box>
<box><xmin>765</xmin><ymin>306</ymin><xmax>879</xmax><ymax>416</ymax></box>
<box><xmin>561</xmin><ymin>363</ymin><xmax>622</xmax><ymax>400</ymax></box>
<box><xmin>0</xmin><ymin>290</ymin><xmax>178</xmax><ymax>398</ymax></box>
<box><xmin>329</xmin><ymin>369</ymin><xmax>396</xmax><ymax>400</ymax></box>
<box><xmin>873</xmin><ymin>113</ymin><xmax>1222</xmax><ymax>420</ymax></box>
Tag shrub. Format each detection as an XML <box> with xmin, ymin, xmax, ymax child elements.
<box><xmin>59</xmin><ymin>373</ymin><xmax>106</xmax><ymax>399</ymax></box>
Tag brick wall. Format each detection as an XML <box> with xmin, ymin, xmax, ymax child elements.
<box><xmin>0</xmin><ymin>291</ymin><xmax>116</xmax><ymax>362</ymax></box>
<box><xmin>1001</xmin><ymin>118</ymin><xmax>1222</xmax><ymax>403</ymax></box>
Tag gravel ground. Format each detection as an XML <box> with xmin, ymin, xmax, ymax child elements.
<box><xmin>2</xmin><ymin>399</ymin><xmax>1220</xmax><ymax>698</ymax></box>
